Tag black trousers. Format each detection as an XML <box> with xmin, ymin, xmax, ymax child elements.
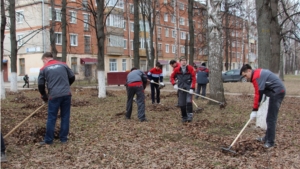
<box><xmin>1</xmin><ymin>133</ymin><xmax>5</xmax><ymax>153</ymax></box>
<box><xmin>150</xmin><ymin>83</ymin><xmax>160</xmax><ymax>104</ymax></box>
<box><xmin>265</xmin><ymin>91</ymin><xmax>285</xmax><ymax>146</ymax></box>
<box><xmin>23</xmin><ymin>81</ymin><xmax>29</xmax><ymax>88</ymax></box>
<box><xmin>126</xmin><ymin>85</ymin><xmax>146</xmax><ymax>121</ymax></box>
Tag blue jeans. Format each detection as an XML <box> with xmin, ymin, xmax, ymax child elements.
<box><xmin>44</xmin><ymin>95</ymin><xmax>71</xmax><ymax>144</ymax></box>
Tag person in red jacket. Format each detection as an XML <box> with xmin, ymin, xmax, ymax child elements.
<box><xmin>240</xmin><ymin>64</ymin><xmax>285</xmax><ymax>148</ymax></box>
<box><xmin>169</xmin><ymin>60</ymin><xmax>181</xmax><ymax>107</ymax></box>
<box><xmin>148</xmin><ymin>62</ymin><xmax>164</xmax><ymax>104</ymax></box>
<box><xmin>170</xmin><ymin>57</ymin><xmax>196</xmax><ymax>122</ymax></box>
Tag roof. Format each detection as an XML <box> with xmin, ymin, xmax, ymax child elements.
<box><xmin>80</xmin><ymin>58</ymin><xmax>97</xmax><ymax>64</ymax></box>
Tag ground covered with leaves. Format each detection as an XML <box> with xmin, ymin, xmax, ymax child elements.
<box><xmin>1</xmin><ymin>78</ymin><xmax>300</xmax><ymax>168</ymax></box>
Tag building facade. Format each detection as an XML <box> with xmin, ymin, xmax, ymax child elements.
<box><xmin>3</xmin><ymin>0</ymin><xmax>256</xmax><ymax>82</ymax></box>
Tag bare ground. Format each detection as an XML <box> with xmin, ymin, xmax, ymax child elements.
<box><xmin>1</xmin><ymin>75</ymin><xmax>300</xmax><ymax>168</ymax></box>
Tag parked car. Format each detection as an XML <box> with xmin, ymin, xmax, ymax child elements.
<box><xmin>222</xmin><ymin>69</ymin><xmax>243</xmax><ymax>82</ymax></box>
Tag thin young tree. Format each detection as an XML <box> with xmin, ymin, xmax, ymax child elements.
<box><xmin>50</xmin><ymin>0</ymin><xmax>58</xmax><ymax>59</ymax></box>
<box><xmin>188</xmin><ymin>0</ymin><xmax>194</xmax><ymax>66</ymax></box>
<box><xmin>61</xmin><ymin>0</ymin><xmax>67</xmax><ymax>62</ymax></box>
<box><xmin>133</xmin><ymin>0</ymin><xmax>140</xmax><ymax>68</ymax></box>
<box><xmin>1</xmin><ymin>0</ymin><xmax>7</xmax><ymax>99</ymax></box>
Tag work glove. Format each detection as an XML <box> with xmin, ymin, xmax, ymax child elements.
<box><xmin>41</xmin><ymin>94</ymin><xmax>48</xmax><ymax>103</ymax></box>
<box><xmin>159</xmin><ymin>82</ymin><xmax>165</xmax><ymax>86</ymax></box>
<box><xmin>250</xmin><ymin>111</ymin><xmax>257</xmax><ymax>120</ymax></box>
<box><xmin>174</xmin><ymin>84</ymin><xmax>178</xmax><ymax>90</ymax></box>
<box><xmin>150</xmin><ymin>80</ymin><xmax>154</xmax><ymax>83</ymax></box>
<box><xmin>189</xmin><ymin>89</ymin><xmax>194</xmax><ymax>94</ymax></box>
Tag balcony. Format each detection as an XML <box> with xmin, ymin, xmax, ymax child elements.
<box><xmin>107</xmin><ymin>46</ymin><xmax>124</xmax><ymax>56</ymax></box>
<box><xmin>157</xmin><ymin>49</ymin><xmax>163</xmax><ymax>57</ymax></box>
<box><xmin>106</xmin><ymin>26</ymin><xmax>124</xmax><ymax>36</ymax></box>
<box><xmin>139</xmin><ymin>49</ymin><xmax>147</xmax><ymax>57</ymax></box>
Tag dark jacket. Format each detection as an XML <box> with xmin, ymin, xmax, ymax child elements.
<box><xmin>170</xmin><ymin>65</ymin><xmax>196</xmax><ymax>90</ymax></box>
<box><xmin>251</xmin><ymin>69</ymin><xmax>285</xmax><ymax>111</ymax></box>
<box><xmin>38</xmin><ymin>60</ymin><xmax>75</xmax><ymax>99</ymax></box>
<box><xmin>196</xmin><ymin>66</ymin><xmax>209</xmax><ymax>84</ymax></box>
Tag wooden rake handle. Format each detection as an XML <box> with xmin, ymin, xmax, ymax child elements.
<box><xmin>177</xmin><ymin>87</ymin><xmax>222</xmax><ymax>104</ymax></box>
<box><xmin>229</xmin><ymin>118</ymin><xmax>253</xmax><ymax>147</ymax></box>
<box><xmin>4</xmin><ymin>104</ymin><xmax>45</xmax><ymax>139</ymax></box>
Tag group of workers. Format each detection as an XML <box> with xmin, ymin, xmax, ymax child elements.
<box><xmin>125</xmin><ymin>56</ymin><xmax>286</xmax><ymax>149</ymax></box>
<box><xmin>1</xmin><ymin>54</ymin><xmax>287</xmax><ymax>163</ymax></box>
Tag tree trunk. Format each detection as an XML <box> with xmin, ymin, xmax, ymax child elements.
<box><xmin>207</xmin><ymin>0</ymin><xmax>225</xmax><ymax>104</ymax></box>
<box><xmin>224</xmin><ymin>0</ymin><xmax>229</xmax><ymax>71</ymax></box>
<box><xmin>141</xmin><ymin>1</ymin><xmax>149</xmax><ymax>70</ymax></box>
<box><xmin>188</xmin><ymin>0</ymin><xmax>194</xmax><ymax>65</ymax></box>
<box><xmin>61</xmin><ymin>0</ymin><xmax>67</xmax><ymax>62</ymax></box>
<box><xmin>269</xmin><ymin>0</ymin><xmax>280</xmax><ymax>74</ymax></box>
<box><xmin>133</xmin><ymin>0</ymin><xmax>140</xmax><ymax>68</ymax></box>
<box><xmin>255</xmin><ymin>0</ymin><xmax>272</xmax><ymax>69</ymax></box>
<box><xmin>1</xmin><ymin>0</ymin><xmax>6</xmax><ymax>99</ymax></box>
<box><xmin>96</xmin><ymin>0</ymin><xmax>106</xmax><ymax>98</ymax></box>
<box><xmin>50</xmin><ymin>0</ymin><xmax>57</xmax><ymax>59</ymax></box>
<box><xmin>9</xmin><ymin>0</ymin><xmax>18</xmax><ymax>92</ymax></box>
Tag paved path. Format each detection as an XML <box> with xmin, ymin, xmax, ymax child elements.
<box><xmin>4</xmin><ymin>82</ymin><xmax>299</xmax><ymax>98</ymax></box>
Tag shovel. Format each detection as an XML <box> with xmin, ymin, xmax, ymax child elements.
<box><xmin>4</xmin><ymin>104</ymin><xmax>45</xmax><ymax>139</ymax></box>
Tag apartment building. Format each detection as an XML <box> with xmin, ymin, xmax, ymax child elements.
<box><xmin>3</xmin><ymin>0</ymin><xmax>256</xmax><ymax>82</ymax></box>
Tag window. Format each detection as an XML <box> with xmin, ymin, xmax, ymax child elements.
<box><xmin>55</xmin><ymin>32</ymin><xmax>62</xmax><ymax>45</ymax></box>
<box><xmin>164</xmin><ymin>13</ymin><xmax>168</xmax><ymax>22</ymax></box>
<box><xmin>106</xmin><ymin>14</ymin><xmax>124</xmax><ymax>28</ymax></box>
<box><xmin>55</xmin><ymin>9</ymin><xmax>61</xmax><ymax>21</ymax></box>
<box><xmin>180</xmin><ymin>32</ymin><xmax>186</xmax><ymax>39</ymax></box>
<box><xmin>82</xmin><ymin>0</ymin><xmax>88</xmax><ymax>10</ymax></box>
<box><xmin>171</xmin><ymin>15</ymin><xmax>176</xmax><ymax>23</ymax></box>
<box><xmin>70</xmin><ymin>11</ymin><xmax>77</xmax><ymax>23</ymax></box>
<box><xmin>83</xmin><ymin>14</ymin><xmax>90</xmax><ymax>30</ymax></box>
<box><xmin>122</xmin><ymin>59</ymin><xmax>126</xmax><ymax>71</ymax></box>
<box><xmin>129</xmin><ymin>4</ymin><xmax>134</xmax><ymax>14</ymax></box>
<box><xmin>108</xmin><ymin>35</ymin><xmax>123</xmax><ymax>47</ymax></box>
<box><xmin>140</xmin><ymin>38</ymin><xmax>149</xmax><ymax>49</ymax></box>
<box><xmin>165</xmin><ymin>28</ymin><xmax>169</xmax><ymax>37</ymax></box>
<box><xmin>165</xmin><ymin>44</ymin><xmax>169</xmax><ymax>53</ymax></box>
<box><xmin>158</xmin><ymin>43</ymin><xmax>162</xmax><ymax>50</ymax></box>
<box><xmin>130</xmin><ymin>22</ymin><xmax>134</xmax><ymax>32</ymax></box>
<box><xmin>172</xmin><ymin>30</ymin><xmax>176</xmax><ymax>38</ymax></box>
<box><xmin>156</xmin><ymin>12</ymin><xmax>160</xmax><ymax>24</ymax></box>
<box><xmin>106</xmin><ymin>0</ymin><xmax>124</xmax><ymax>8</ymax></box>
<box><xmin>179</xmin><ymin>3</ymin><xmax>184</xmax><ymax>10</ymax></box>
<box><xmin>181</xmin><ymin>46</ymin><xmax>185</xmax><ymax>53</ymax></box>
<box><xmin>179</xmin><ymin>17</ymin><xmax>184</xmax><ymax>25</ymax></box>
<box><xmin>71</xmin><ymin>57</ymin><xmax>78</xmax><ymax>73</ymax></box>
<box><xmin>84</xmin><ymin>36</ymin><xmax>91</xmax><ymax>53</ymax></box>
<box><xmin>123</xmin><ymin>39</ymin><xmax>127</xmax><ymax>49</ymax></box>
<box><xmin>232</xmin><ymin>42</ymin><xmax>235</xmax><ymax>47</ymax></box>
<box><xmin>109</xmin><ymin>59</ymin><xmax>117</xmax><ymax>72</ymax></box>
<box><xmin>49</xmin><ymin>8</ymin><xmax>61</xmax><ymax>21</ymax></box>
<box><xmin>164</xmin><ymin>0</ymin><xmax>167</xmax><ymax>4</ymax></box>
<box><xmin>140</xmin><ymin>60</ymin><xmax>147</xmax><ymax>71</ymax></box>
<box><xmin>16</xmin><ymin>11</ymin><xmax>24</xmax><ymax>23</ymax></box>
<box><xmin>157</xmin><ymin>27</ymin><xmax>161</xmax><ymax>39</ymax></box>
<box><xmin>123</xmin><ymin>20</ymin><xmax>126</xmax><ymax>30</ymax></box>
<box><xmin>172</xmin><ymin>45</ymin><xmax>176</xmax><ymax>53</ymax></box>
<box><xmin>19</xmin><ymin>58</ymin><xmax>25</xmax><ymax>75</ymax></box>
<box><xmin>70</xmin><ymin>34</ymin><xmax>78</xmax><ymax>46</ymax></box>
<box><xmin>17</xmin><ymin>34</ymin><xmax>23</xmax><ymax>46</ymax></box>
<box><xmin>130</xmin><ymin>40</ymin><xmax>133</xmax><ymax>50</ymax></box>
